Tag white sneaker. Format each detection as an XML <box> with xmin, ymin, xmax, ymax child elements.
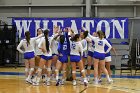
<box><xmin>73</xmin><ymin>80</ymin><xmax>77</xmax><ymax>86</ymax></box>
<box><xmin>98</xmin><ymin>78</ymin><xmax>102</xmax><ymax>82</ymax></box>
<box><xmin>32</xmin><ymin>82</ymin><xmax>39</xmax><ymax>86</ymax></box>
<box><xmin>42</xmin><ymin>77</ymin><xmax>47</xmax><ymax>83</ymax></box>
<box><xmin>32</xmin><ymin>77</ymin><xmax>36</xmax><ymax>83</ymax></box>
<box><xmin>87</xmin><ymin>76</ymin><xmax>90</xmax><ymax>82</ymax></box>
<box><xmin>94</xmin><ymin>80</ymin><xmax>99</xmax><ymax>85</ymax></box>
<box><xmin>26</xmin><ymin>78</ymin><xmax>32</xmax><ymax>84</ymax></box>
<box><xmin>108</xmin><ymin>79</ymin><xmax>113</xmax><ymax>84</ymax></box>
<box><xmin>83</xmin><ymin>79</ymin><xmax>88</xmax><ymax>86</ymax></box>
<box><xmin>61</xmin><ymin>80</ymin><xmax>65</xmax><ymax>85</ymax></box>
<box><xmin>46</xmin><ymin>81</ymin><xmax>50</xmax><ymax>86</ymax></box>
<box><xmin>110</xmin><ymin>78</ymin><xmax>113</xmax><ymax>82</ymax></box>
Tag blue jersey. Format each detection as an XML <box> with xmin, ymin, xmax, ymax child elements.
<box><xmin>58</xmin><ymin>32</ymin><xmax>70</xmax><ymax>55</ymax></box>
<box><xmin>104</xmin><ymin>39</ymin><xmax>112</xmax><ymax>57</ymax></box>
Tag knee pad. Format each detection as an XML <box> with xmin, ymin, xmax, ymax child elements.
<box><xmin>72</xmin><ymin>71</ymin><xmax>76</xmax><ymax>74</ymax></box>
<box><xmin>87</xmin><ymin>66</ymin><xmax>91</xmax><ymax>70</ymax></box>
<box><xmin>81</xmin><ymin>69</ymin><xmax>85</xmax><ymax>73</ymax></box>
<box><xmin>47</xmin><ymin>68</ymin><xmax>51</xmax><ymax>72</ymax></box>
<box><xmin>25</xmin><ymin>68</ymin><xmax>29</xmax><ymax>72</ymax></box>
<box><xmin>52</xmin><ymin>66</ymin><xmax>55</xmax><ymax>71</ymax></box>
<box><xmin>30</xmin><ymin>68</ymin><xmax>34</xmax><ymax>72</ymax></box>
<box><xmin>62</xmin><ymin>71</ymin><xmax>66</xmax><ymax>74</ymax></box>
<box><xmin>37</xmin><ymin>68</ymin><xmax>42</xmax><ymax>73</ymax></box>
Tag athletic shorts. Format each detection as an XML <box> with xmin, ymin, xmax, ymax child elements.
<box><xmin>24</xmin><ymin>52</ymin><xmax>35</xmax><ymax>59</ymax></box>
<box><xmin>35</xmin><ymin>55</ymin><xmax>42</xmax><ymax>57</ymax></box>
<box><xmin>82</xmin><ymin>52</ymin><xmax>87</xmax><ymax>58</ymax></box>
<box><xmin>70</xmin><ymin>55</ymin><xmax>81</xmax><ymax>62</ymax></box>
<box><xmin>93</xmin><ymin>51</ymin><xmax>105</xmax><ymax>60</ymax></box>
<box><xmin>105</xmin><ymin>56</ymin><xmax>112</xmax><ymax>62</ymax></box>
<box><xmin>41</xmin><ymin>55</ymin><xmax>52</xmax><ymax>60</ymax></box>
<box><xmin>52</xmin><ymin>54</ymin><xmax>58</xmax><ymax>57</ymax></box>
<box><xmin>58</xmin><ymin>55</ymin><xmax>68</xmax><ymax>63</ymax></box>
<box><xmin>105</xmin><ymin>52</ymin><xmax>111</xmax><ymax>57</ymax></box>
<box><xmin>88</xmin><ymin>51</ymin><xmax>94</xmax><ymax>57</ymax></box>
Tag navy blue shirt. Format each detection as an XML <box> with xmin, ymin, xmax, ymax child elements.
<box><xmin>57</xmin><ymin>32</ymin><xmax>70</xmax><ymax>55</ymax></box>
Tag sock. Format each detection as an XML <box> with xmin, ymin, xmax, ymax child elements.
<box><xmin>36</xmin><ymin>77</ymin><xmax>41</xmax><ymax>83</ymax></box>
<box><xmin>56</xmin><ymin>75</ymin><xmax>59</xmax><ymax>81</ymax></box>
<box><xmin>47</xmin><ymin>77</ymin><xmax>50</xmax><ymax>82</ymax></box>
<box><xmin>83</xmin><ymin>78</ymin><xmax>87</xmax><ymax>82</ymax></box>
<box><xmin>106</xmin><ymin>75</ymin><xmax>111</xmax><ymax>81</ymax></box>
<box><xmin>94</xmin><ymin>77</ymin><xmax>98</xmax><ymax>82</ymax></box>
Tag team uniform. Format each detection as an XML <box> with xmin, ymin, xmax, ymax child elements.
<box><xmin>81</xmin><ymin>39</ymin><xmax>88</xmax><ymax>58</ymax></box>
<box><xmin>88</xmin><ymin>33</ymin><xmax>112</xmax><ymax>84</ymax></box>
<box><xmin>69</xmin><ymin>37</ymin><xmax>88</xmax><ymax>86</ymax></box>
<box><xmin>58</xmin><ymin>32</ymin><xmax>70</xmax><ymax>63</ymax></box>
<box><xmin>17</xmin><ymin>36</ymin><xmax>43</xmax><ymax>59</ymax></box>
<box><xmin>51</xmin><ymin>36</ymin><xmax>59</xmax><ymax>56</ymax></box>
<box><xmin>105</xmin><ymin>39</ymin><xmax>112</xmax><ymax>62</ymax></box>
<box><xmin>87</xmin><ymin>37</ymin><xmax>95</xmax><ymax>57</ymax></box>
<box><xmin>17</xmin><ymin>34</ymin><xmax>43</xmax><ymax>83</ymax></box>
<box><xmin>34</xmin><ymin>37</ymin><xmax>44</xmax><ymax>56</ymax></box>
<box><xmin>88</xmin><ymin>34</ymin><xmax>112</xmax><ymax>60</ymax></box>
<box><xmin>38</xmin><ymin>37</ymin><xmax>53</xmax><ymax>60</ymax></box>
<box><xmin>70</xmin><ymin>40</ymin><xmax>83</xmax><ymax>62</ymax></box>
<box><xmin>55</xmin><ymin>32</ymin><xmax>70</xmax><ymax>86</ymax></box>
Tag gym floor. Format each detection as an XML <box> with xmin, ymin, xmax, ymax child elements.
<box><xmin>0</xmin><ymin>67</ymin><xmax>140</xmax><ymax>93</ymax></box>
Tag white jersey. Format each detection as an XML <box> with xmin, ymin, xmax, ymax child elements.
<box><xmin>88</xmin><ymin>34</ymin><xmax>112</xmax><ymax>53</ymax></box>
<box><xmin>51</xmin><ymin>39</ymin><xmax>58</xmax><ymax>55</ymax></box>
<box><xmin>38</xmin><ymin>37</ymin><xmax>53</xmax><ymax>56</ymax></box>
<box><xmin>34</xmin><ymin>37</ymin><xmax>44</xmax><ymax>56</ymax></box>
<box><xmin>87</xmin><ymin>37</ymin><xmax>95</xmax><ymax>52</ymax></box>
<box><xmin>81</xmin><ymin>39</ymin><xmax>87</xmax><ymax>52</ymax></box>
<box><xmin>81</xmin><ymin>39</ymin><xmax>87</xmax><ymax>56</ymax></box>
<box><xmin>70</xmin><ymin>40</ymin><xmax>83</xmax><ymax>56</ymax></box>
<box><xmin>17</xmin><ymin>35</ymin><xmax>43</xmax><ymax>54</ymax></box>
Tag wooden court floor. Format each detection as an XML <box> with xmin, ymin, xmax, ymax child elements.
<box><xmin>0</xmin><ymin>68</ymin><xmax>140</xmax><ymax>93</ymax></box>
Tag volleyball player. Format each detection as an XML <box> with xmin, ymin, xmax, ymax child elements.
<box><xmin>80</xmin><ymin>30</ymin><xmax>88</xmax><ymax>84</ymax></box>
<box><xmin>33</xmin><ymin>29</ymin><xmax>59</xmax><ymax>86</ymax></box>
<box><xmin>88</xmin><ymin>30</ymin><xmax>112</xmax><ymax>84</ymax></box>
<box><xmin>86</xmin><ymin>32</ymin><xmax>97</xmax><ymax>82</ymax></box>
<box><xmin>98</xmin><ymin>33</ymin><xmax>117</xmax><ymax>82</ymax></box>
<box><xmin>55</xmin><ymin>28</ymin><xmax>70</xmax><ymax>86</ymax></box>
<box><xmin>69</xmin><ymin>29</ymin><xmax>88</xmax><ymax>86</ymax></box>
<box><xmin>51</xmin><ymin>26</ymin><xmax>59</xmax><ymax>80</ymax></box>
<box><xmin>17</xmin><ymin>31</ymin><xmax>43</xmax><ymax>83</ymax></box>
<box><xmin>34</xmin><ymin>28</ymin><xmax>43</xmax><ymax>67</ymax></box>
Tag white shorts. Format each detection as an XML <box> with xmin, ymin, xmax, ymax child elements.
<box><xmin>105</xmin><ymin>56</ymin><xmax>112</xmax><ymax>62</ymax></box>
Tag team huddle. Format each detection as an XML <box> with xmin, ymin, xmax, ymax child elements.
<box><xmin>17</xmin><ymin>26</ymin><xmax>117</xmax><ymax>86</ymax></box>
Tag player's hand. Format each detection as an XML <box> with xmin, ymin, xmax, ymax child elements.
<box><xmin>59</xmin><ymin>53</ymin><xmax>63</xmax><ymax>56</ymax></box>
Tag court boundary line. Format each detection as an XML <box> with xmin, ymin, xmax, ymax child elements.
<box><xmin>0</xmin><ymin>72</ymin><xmax>140</xmax><ymax>79</ymax></box>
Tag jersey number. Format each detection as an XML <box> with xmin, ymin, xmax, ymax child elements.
<box><xmin>98</xmin><ymin>41</ymin><xmax>103</xmax><ymax>46</ymax></box>
<box><xmin>71</xmin><ymin>43</ymin><xmax>76</xmax><ymax>49</ymax></box>
<box><xmin>63</xmin><ymin>45</ymin><xmax>67</xmax><ymax>50</ymax></box>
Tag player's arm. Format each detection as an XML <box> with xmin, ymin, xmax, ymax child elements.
<box><xmin>79</xmin><ymin>43</ymin><xmax>83</xmax><ymax>57</ymax></box>
<box><xmin>38</xmin><ymin>39</ymin><xmax>46</xmax><ymax>53</ymax></box>
<box><xmin>105</xmin><ymin>40</ymin><xmax>112</xmax><ymax>54</ymax></box>
<box><xmin>17</xmin><ymin>40</ymin><xmax>24</xmax><ymax>54</ymax></box>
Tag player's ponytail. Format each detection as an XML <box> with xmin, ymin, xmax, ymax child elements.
<box><xmin>97</xmin><ymin>30</ymin><xmax>104</xmax><ymax>40</ymax></box>
<box><xmin>25</xmin><ymin>31</ymin><xmax>30</xmax><ymax>46</ymax></box>
<box><xmin>83</xmin><ymin>31</ymin><xmax>88</xmax><ymax>39</ymax></box>
<box><xmin>60</xmin><ymin>35</ymin><xmax>65</xmax><ymax>44</ymax></box>
<box><xmin>44</xmin><ymin>29</ymin><xmax>50</xmax><ymax>52</ymax></box>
